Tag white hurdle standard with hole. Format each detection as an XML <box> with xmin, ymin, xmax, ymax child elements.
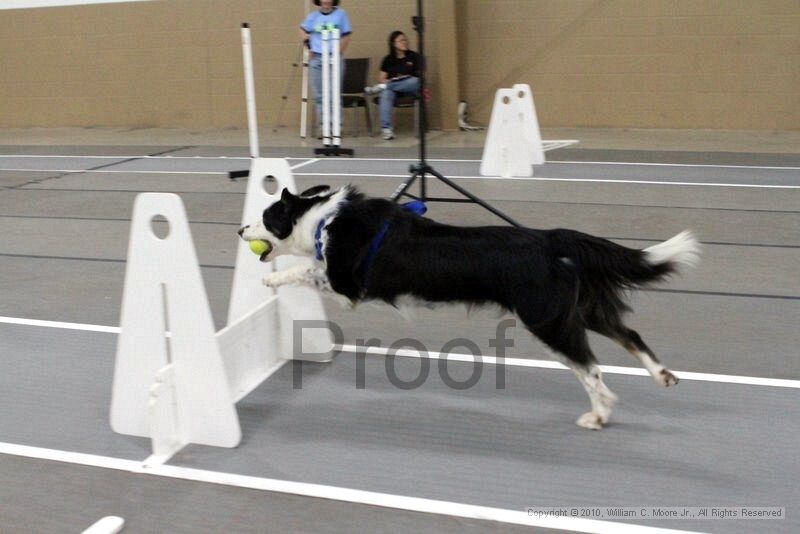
<box><xmin>110</xmin><ymin>158</ymin><xmax>333</xmax><ymax>463</ymax></box>
<box><xmin>480</xmin><ymin>84</ymin><xmax>545</xmax><ymax>178</ymax></box>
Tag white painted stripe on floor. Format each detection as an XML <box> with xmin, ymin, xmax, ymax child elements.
<box><xmin>0</xmin><ymin>441</ymin><xmax>699</xmax><ymax>534</ymax></box>
<box><xmin>0</xmin><ymin>441</ymin><xmax>142</xmax><ymax>471</ymax></box>
<box><xmin>554</xmin><ymin>160</ymin><xmax>800</xmax><ymax>171</ymax></box>
<box><xmin>0</xmin><ymin>316</ymin><xmax>120</xmax><ymax>333</ymax></box>
<box><xmin>1</xmin><ymin>316</ymin><xmax>798</xmax><ymax>388</ymax></box>
<box><xmin>292</xmin><ymin>172</ymin><xmax>800</xmax><ymax>189</ymax></box>
<box><xmin>0</xmin><ymin>168</ymin><xmax>230</xmax><ymax>175</ymax></box>
<box><xmin>336</xmin><ymin>344</ymin><xmax>800</xmax><ymax>389</ymax></box>
<box><xmin>289</xmin><ymin>158</ymin><xmax>319</xmax><ymax>170</ymax></box>
<box><xmin>1</xmin><ymin>152</ymin><xmax>797</xmax><ymax>170</ymax></box>
<box><xmin>14</xmin><ymin>167</ymin><xmax>800</xmax><ymax>188</ymax></box>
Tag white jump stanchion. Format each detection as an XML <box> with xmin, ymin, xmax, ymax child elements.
<box><xmin>111</xmin><ymin>159</ymin><xmax>333</xmax><ymax>460</ymax></box>
<box><xmin>228</xmin><ymin>158</ymin><xmax>334</xmax><ymax>363</ymax></box>
<box><xmin>111</xmin><ymin>193</ymin><xmax>242</xmax><ymax>456</ymax></box>
<box><xmin>480</xmin><ymin>88</ymin><xmax>533</xmax><ymax>178</ymax></box>
<box><xmin>480</xmin><ymin>84</ymin><xmax>545</xmax><ymax>178</ymax></box>
<box><xmin>512</xmin><ymin>83</ymin><xmax>545</xmax><ymax>165</ymax></box>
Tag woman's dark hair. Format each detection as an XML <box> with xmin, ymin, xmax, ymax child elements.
<box><xmin>388</xmin><ymin>30</ymin><xmax>406</xmax><ymax>57</ymax></box>
<box><xmin>313</xmin><ymin>0</ymin><xmax>339</xmax><ymax>6</ymax></box>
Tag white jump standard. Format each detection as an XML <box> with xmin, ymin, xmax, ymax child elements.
<box><xmin>314</xmin><ymin>26</ymin><xmax>353</xmax><ymax>157</ymax></box>
<box><xmin>111</xmin><ymin>158</ymin><xmax>333</xmax><ymax>463</ymax></box>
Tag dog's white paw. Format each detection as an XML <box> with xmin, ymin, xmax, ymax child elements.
<box><xmin>656</xmin><ymin>368</ymin><xmax>679</xmax><ymax>387</ymax></box>
<box><xmin>576</xmin><ymin>412</ymin><xmax>605</xmax><ymax>430</ymax></box>
<box><xmin>262</xmin><ymin>274</ymin><xmax>283</xmax><ymax>288</ymax></box>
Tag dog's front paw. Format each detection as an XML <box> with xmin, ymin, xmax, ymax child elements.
<box><xmin>262</xmin><ymin>274</ymin><xmax>283</xmax><ymax>288</ymax></box>
<box><xmin>576</xmin><ymin>411</ymin><xmax>605</xmax><ymax>430</ymax></box>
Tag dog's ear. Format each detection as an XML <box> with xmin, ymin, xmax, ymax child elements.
<box><xmin>299</xmin><ymin>185</ymin><xmax>331</xmax><ymax>197</ymax></box>
<box><xmin>280</xmin><ymin>188</ymin><xmax>297</xmax><ymax>204</ymax></box>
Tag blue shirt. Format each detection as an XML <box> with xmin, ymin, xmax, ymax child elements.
<box><xmin>300</xmin><ymin>7</ymin><xmax>352</xmax><ymax>53</ymax></box>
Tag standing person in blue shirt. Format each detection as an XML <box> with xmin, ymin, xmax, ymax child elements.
<box><xmin>300</xmin><ymin>0</ymin><xmax>352</xmax><ymax>135</ymax></box>
<box><xmin>365</xmin><ymin>30</ymin><xmax>422</xmax><ymax>140</ymax></box>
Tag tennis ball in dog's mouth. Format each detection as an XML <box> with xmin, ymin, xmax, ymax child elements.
<box><xmin>249</xmin><ymin>240</ymin><xmax>272</xmax><ymax>256</ymax></box>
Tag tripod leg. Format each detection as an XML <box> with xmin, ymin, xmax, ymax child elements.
<box><xmin>428</xmin><ymin>168</ymin><xmax>522</xmax><ymax>227</ymax></box>
<box><xmin>390</xmin><ymin>173</ymin><xmax>420</xmax><ymax>201</ymax></box>
<box><xmin>276</xmin><ymin>41</ymin><xmax>305</xmax><ymax>129</ymax></box>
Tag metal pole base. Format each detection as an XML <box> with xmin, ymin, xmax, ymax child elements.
<box><xmin>314</xmin><ymin>146</ymin><xmax>355</xmax><ymax>157</ymax></box>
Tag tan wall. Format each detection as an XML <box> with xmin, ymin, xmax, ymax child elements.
<box><xmin>459</xmin><ymin>0</ymin><xmax>800</xmax><ymax>130</ymax></box>
<box><xmin>0</xmin><ymin>0</ymin><xmax>797</xmax><ymax>131</ymax></box>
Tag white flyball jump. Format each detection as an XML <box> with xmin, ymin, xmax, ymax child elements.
<box><xmin>480</xmin><ymin>84</ymin><xmax>545</xmax><ymax>178</ymax></box>
<box><xmin>110</xmin><ymin>158</ymin><xmax>333</xmax><ymax>463</ymax></box>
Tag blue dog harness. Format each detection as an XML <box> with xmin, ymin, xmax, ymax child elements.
<box><xmin>314</xmin><ymin>200</ymin><xmax>427</xmax><ymax>285</ymax></box>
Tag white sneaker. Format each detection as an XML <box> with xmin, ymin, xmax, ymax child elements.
<box><xmin>364</xmin><ymin>83</ymin><xmax>386</xmax><ymax>95</ymax></box>
<box><xmin>381</xmin><ymin>128</ymin><xmax>394</xmax><ymax>140</ymax></box>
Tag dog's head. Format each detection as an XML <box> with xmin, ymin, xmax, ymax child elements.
<box><xmin>238</xmin><ymin>185</ymin><xmax>333</xmax><ymax>262</ymax></box>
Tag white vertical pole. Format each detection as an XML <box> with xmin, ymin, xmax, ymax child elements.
<box><xmin>321</xmin><ymin>28</ymin><xmax>331</xmax><ymax>146</ymax></box>
<box><xmin>240</xmin><ymin>23</ymin><xmax>260</xmax><ymax>158</ymax></box>
<box><xmin>299</xmin><ymin>0</ymin><xmax>311</xmax><ymax>138</ymax></box>
<box><xmin>331</xmin><ymin>28</ymin><xmax>341</xmax><ymax>147</ymax></box>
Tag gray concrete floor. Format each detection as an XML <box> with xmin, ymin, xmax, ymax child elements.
<box><xmin>0</xmin><ymin>127</ymin><xmax>798</xmax><ymax>533</ymax></box>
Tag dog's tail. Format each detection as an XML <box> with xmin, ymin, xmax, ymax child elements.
<box><xmin>642</xmin><ymin>230</ymin><xmax>701</xmax><ymax>274</ymax></box>
<box><xmin>552</xmin><ymin>229</ymin><xmax>700</xmax><ymax>290</ymax></box>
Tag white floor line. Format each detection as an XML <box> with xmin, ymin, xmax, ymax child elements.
<box><xmin>292</xmin><ymin>172</ymin><xmax>800</xmax><ymax>189</ymax></box>
<box><xmin>0</xmin><ymin>316</ymin><xmax>120</xmax><ymax>333</ymax></box>
<box><xmin>337</xmin><ymin>344</ymin><xmax>800</xmax><ymax>389</ymax></box>
<box><xmin>289</xmin><ymin>158</ymin><xmax>319</xmax><ymax>171</ymax></box>
<box><xmin>0</xmin><ymin>316</ymin><xmax>797</xmax><ymax>389</ymax></box>
<box><xmin>2</xmin><ymin>152</ymin><xmax>797</xmax><ymax>171</ymax></box>
<box><xmin>0</xmin><ymin>168</ymin><xmax>230</xmax><ymax>175</ymax></box>
<box><xmin>0</xmin><ymin>441</ymin><xmax>699</xmax><ymax>534</ymax></box>
<box><xmin>10</xmin><ymin>167</ymin><xmax>798</xmax><ymax>189</ymax></box>
<box><xmin>553</xmin><ymin>160</ymin><xmax>800</xmax><ymax>171</ymax></box>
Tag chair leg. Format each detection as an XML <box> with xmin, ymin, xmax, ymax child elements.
<box><xmin>365</xmin><ymin>104</ymin><xmax>373</xmax><ymax>137</ymax></box>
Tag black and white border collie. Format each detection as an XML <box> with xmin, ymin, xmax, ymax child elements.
<box><xmin>239</xmin><ymin>185</ymin><xmax>700</xmax><ymax>430</ymax></box>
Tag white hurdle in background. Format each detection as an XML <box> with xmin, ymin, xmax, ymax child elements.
<box><xmin>111</xmin><ymin>158</ymin><xmax>333</xmax><ymax>463</ymax></box>
<box><xmin>480</xmin><ymin>84</ymin><xmax>545</xmax><ymax>178</ymax></box>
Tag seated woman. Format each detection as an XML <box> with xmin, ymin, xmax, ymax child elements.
<box><xmin>365</xmin><ymin>30</ymin><xmax>422</xmax><ymax>140</ymax></box>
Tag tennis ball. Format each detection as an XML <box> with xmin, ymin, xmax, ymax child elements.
<box><xmin>249</xmin><ymin>240</ymin><xmax>272</xmax><ymax>256</ymax></box>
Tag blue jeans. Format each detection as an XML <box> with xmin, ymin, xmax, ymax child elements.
<box><xmin>310</xmin><ymin>54</ymin><xmax>345</xmax><ymax>129</ymax></box>
<box><xmin>379</xmin><ymin>77</ymin><xmax>420</xmax><ymax>130</ymax></box>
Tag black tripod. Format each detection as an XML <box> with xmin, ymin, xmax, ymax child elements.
<box><xmin>391</xmin><ymin>0</ymin><xmax>521</xmax><ymax>228</ymax></box>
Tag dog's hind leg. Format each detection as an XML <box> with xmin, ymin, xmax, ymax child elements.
<box><xmin>582</xmin><ymin>303</ymin><xmax>679</xmax><ymax>387</ymax></box>
<box><xmin>527</xmin><ymin>320</ymin><xmax>617</xmax><ymax>430</ymax></box>
<box><xmin>616</xmin><ymin>327</ymin><xmax>678</xmax><ymax>387</ymax></box>
<box><xmin>570</xmin><ymin>363</ymin><xmax>618</xmax><ymax>430</ymax></box>
<box><xmin>597</xmin><ymin>324</ymin><xmax>678</xmax><ymax>387</ymax></box>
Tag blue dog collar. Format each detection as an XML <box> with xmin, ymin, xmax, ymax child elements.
<box><xmin>314</xmin><ymin>219</ymin><xmax>326</xmax><ymax>261</ymax></box>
